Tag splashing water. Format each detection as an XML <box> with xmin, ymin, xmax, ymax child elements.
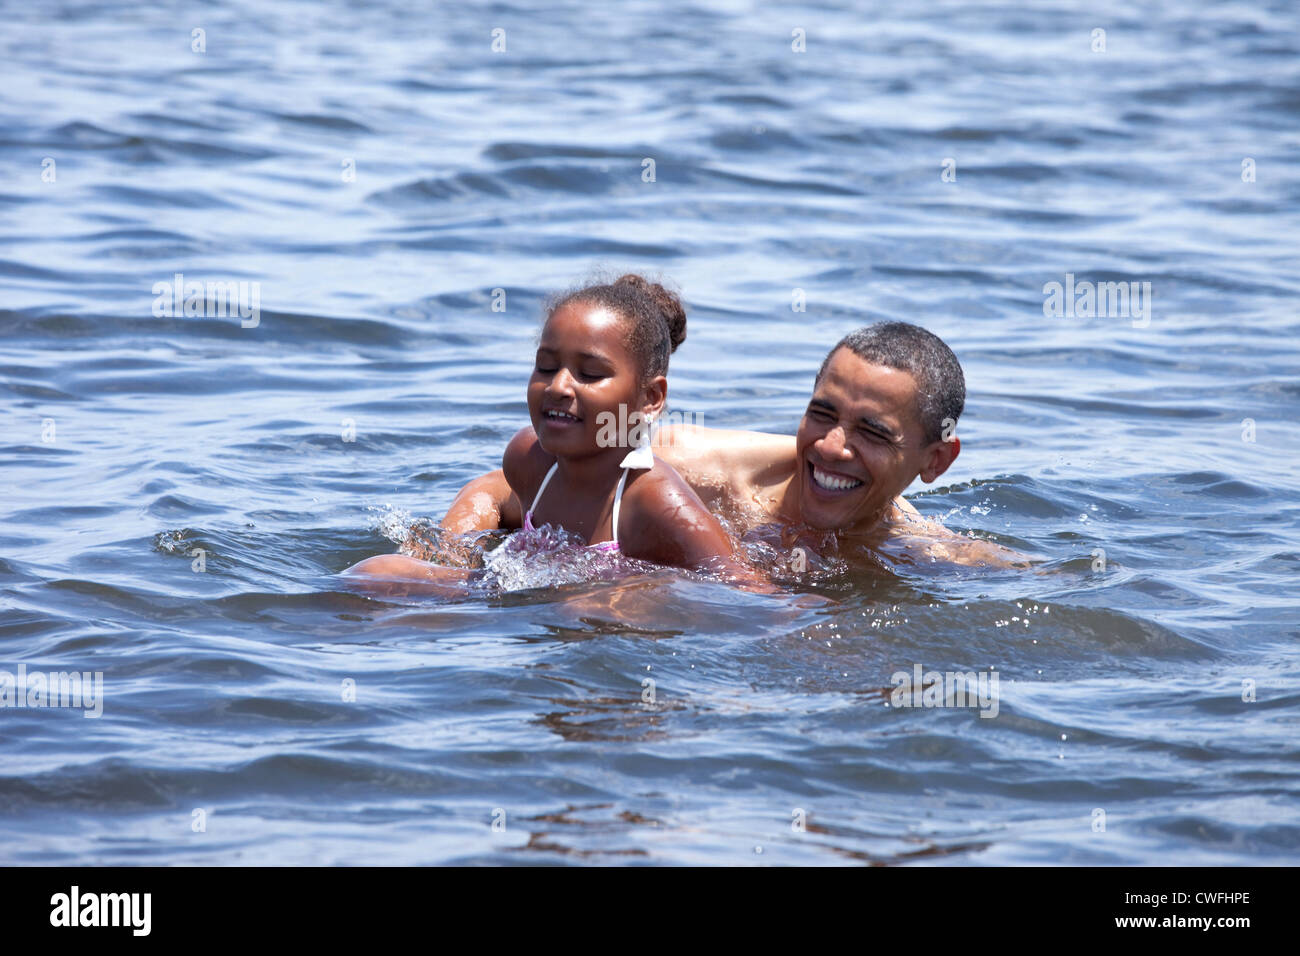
<box><xmin>482</xmin><ymin>523</ymin><xmax>655</xmax><ymax>593</ymax></box>
<box><xmin>366</xmin><ymin>505</ymin><xmax>659</xmax><ymax>593</ymax></box>
<box><xmin>731</xmin><ymin>520</ymin><xmax>854</xmax><ymax>586</ymax></box>
<box><xmin>366</xmin><ymin>504</ymin><xmax>490</xmax><ymax>569</ymax></box>
<box><xmin>367</xmin><ymin>504</ymin><xmax>418</xmax><ymax>546</ymax></box>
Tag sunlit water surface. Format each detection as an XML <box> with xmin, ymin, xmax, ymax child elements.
<box><xmin>2</xmin><ymin>0</ymin><xmax>1298</xmax><ymax>864</ymax></box>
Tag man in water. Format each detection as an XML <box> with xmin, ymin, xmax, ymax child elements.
<box><xmin>442</xmin><ymin>321</ymin><xmax>1014</xmax><ymax>567</ymax></box>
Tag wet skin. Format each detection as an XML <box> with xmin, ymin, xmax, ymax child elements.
<box><xmin>368</xmin><ymin>318</ymin><xmax>1037</xmax><ymax>575</ymax></box>
<box><xmin>433</xmin><ymin>347</ymin><xmax>1025</xmax><ymax>567</ymax></box>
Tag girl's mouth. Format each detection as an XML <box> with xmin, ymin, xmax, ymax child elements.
<box><xmin>542</xmin><ymin>408</ymin><xmax>582</xmax><ymax>424</ymax></box>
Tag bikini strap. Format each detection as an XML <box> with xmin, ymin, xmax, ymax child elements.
<box><xmin>610</xmin><ymin>467</ymin><xmax>631</xmax><ymax>547</ymax></box>
<box><xmin>528</xmin><ymin>462</ymin><xmax>559</xmax><ymax>517</ymax></box>
<box><xmin>529</xmin><ymin>461</ymin><xmax>630</xmax><ymax>546</ymax></box>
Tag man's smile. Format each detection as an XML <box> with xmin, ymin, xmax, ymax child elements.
<box><xmin>807</xmin><ymin>459</ymin><xmax>865</xmax><ymax>494</ymax></box>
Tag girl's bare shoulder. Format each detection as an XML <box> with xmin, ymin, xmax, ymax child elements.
<box><xmin>621</xmin><ymin>457</ymin><xmax>701</xmax><ymax>510</ymax></box>
<box><xmin>502</xmin><ymin>426</ymin><xmax>552</xmax><ymax>501</ymax></box>
<box><xmin>618</xmin><ymin>458</ymin><xmax>734</xmax><ymax>565</ymax></box>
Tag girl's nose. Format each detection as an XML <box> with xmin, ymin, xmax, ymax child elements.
<box><xmin>546</xmin><ymin>366</ymin><xmax>577</xmax><ymax>396</ymax></box>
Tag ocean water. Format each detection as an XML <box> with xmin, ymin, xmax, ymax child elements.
<box><xmin>2</xmin><ymin>0</ymin><xmax>1298</xmax><ymax>864</ymax></box>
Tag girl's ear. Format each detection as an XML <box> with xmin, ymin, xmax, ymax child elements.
<box><xmin>641</xmin><ymin>374</ymin><xmax>668</xmax><ymax>420</ymax></box>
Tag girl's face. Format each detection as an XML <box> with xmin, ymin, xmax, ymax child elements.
<box><xmin>529</xmin><ymin>301</ymin><xmax>664</xmax><ymax>460</ymax></box>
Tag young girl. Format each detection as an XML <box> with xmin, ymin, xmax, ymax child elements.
<box><xmin>502</xmin><ymin>274</ymin><xmax>734</xmax><ymax>568</ymax></box>
<box><xmin>343</xmin><ymin>274</ymin><xmax>737</xmax><ymax>594</ymax></box>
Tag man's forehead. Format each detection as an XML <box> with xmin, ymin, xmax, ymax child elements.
<box><xmin>815</xmin><ymin>350</ymin><xmax>921</xmax><ymax>420</ymax></box>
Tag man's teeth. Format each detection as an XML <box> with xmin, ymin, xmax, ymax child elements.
<box><xmin>545</xmin><ymin>409</ymin><xmax>579</xmax><ymax>421</ymax></box>
<box><xmin>812</xmin><ymin>465</ymin><xmax>863</xmax><ymax>491</ymax></box>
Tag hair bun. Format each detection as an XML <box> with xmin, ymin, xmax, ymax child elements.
<box><xmin>615</xmin><ymin>274</ymin><xmax>687</xmax><ymax>353</ymax></box>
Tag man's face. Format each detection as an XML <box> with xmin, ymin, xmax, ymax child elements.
<box><xmin>793</xmin><ymin>348</ymin><xmax>955</xmax><ymax>534</ymax></box>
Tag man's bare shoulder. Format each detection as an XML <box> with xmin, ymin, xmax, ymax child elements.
<box><xmin>657</xmin><ymin>424</ymin><xmax>918</xmax><ymax>519</ymax></box>
<box><xmin>656</xmin><ymin>424</ymin><xmax>795</xmax><ymax>486</ymax></box>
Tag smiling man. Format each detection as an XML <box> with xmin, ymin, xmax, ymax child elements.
<box><xmin>443</xmin><ymin>321</ymin><xmax>1014</xmax><ymax>567</ymax></box>
<box><xmin>746</xmin><ymin>321</ymin><xmax>965</xmax><ymax>539</ymax></box>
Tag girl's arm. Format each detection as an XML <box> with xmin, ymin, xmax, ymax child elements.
<box><xmin>621</xmin><ymin>468</ymin><xmax>735</xmax><ymax>568</ymax></box>
<box><xmin>439</xmin><ymin>425</ymin><xmax>551</xmax><ymax>536</ymax></box>
<box><xmin>618</xmin><ymin>463</ymin><xmax>779</xmax><ymax>591</ymax></box>
<box><xmin>440</xmin><ymin>468</ymin><xmax>523</xmax><ymax>533</ymax></box>
<box><xmin>339</xmin><ymin>554</ymin><xmax>471</xmax><ymax>597</ymax></box>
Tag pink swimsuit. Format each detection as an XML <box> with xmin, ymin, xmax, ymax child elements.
<box><xmin>522</xmin><ymin>461</ymin><xmax>629</xmax><ymax>552</ymax></box>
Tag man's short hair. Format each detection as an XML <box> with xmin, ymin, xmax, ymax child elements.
<box><xmin>815</xmin><ymin>322</ymin><xmax>965</xmax><ymax>444</ymax></box>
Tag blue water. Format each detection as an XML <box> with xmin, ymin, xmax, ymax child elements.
<box><xmin>2</xmin><ymin>0</ymin><xmax>1298</xmax><ymax>864</ymax></box>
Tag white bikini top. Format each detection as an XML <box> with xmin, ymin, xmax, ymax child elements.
<box><xmin>522</xmin><ymin>443</ymin><xmax>655</xmax><ymax>550</ymax></box>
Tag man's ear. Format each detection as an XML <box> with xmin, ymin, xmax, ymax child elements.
<box><xmin>919</xmin><ymin>434</ymin><xmax>959</xmax><ymax>483</ymax></box>
<box><xmin>641</xmin><ymin>375</ymin><xmax>668</xmax><ymax>420</ymax></box>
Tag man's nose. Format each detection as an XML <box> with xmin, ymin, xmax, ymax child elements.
<box><xmin>815</xmin><ymin>425</ymin><xmax>853</xmax><ymax>460</ymax></box>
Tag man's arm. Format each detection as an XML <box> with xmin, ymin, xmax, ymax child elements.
<box><xmin>891</xmin><ymin>520</ymin><xmax>1029</xmax><ymax>568</ymax></box>
<box><xmin>655</xmin><ymin>424</ymin><xmax>919</xmax><ymax>517</ymax></box>
<box><xmin>653</xmin><ymin>424</ymin><xmax>792</xmax><ymax>506</ymax></box>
